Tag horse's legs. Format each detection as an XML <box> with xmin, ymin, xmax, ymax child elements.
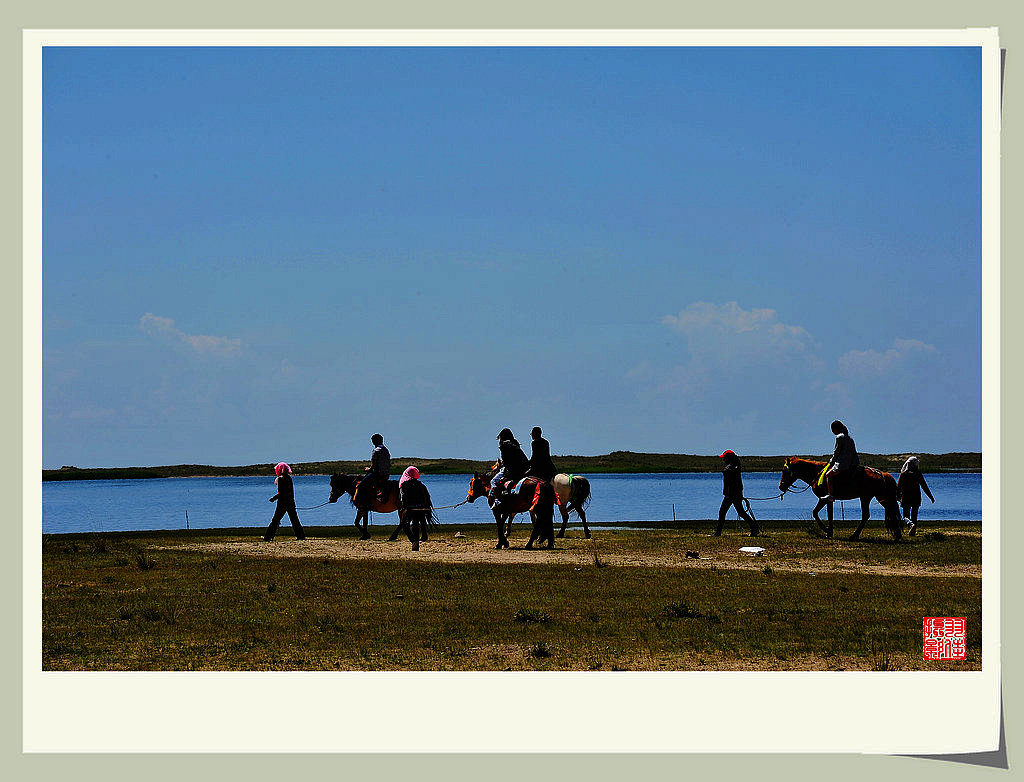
<box><xmin>556</xmin><ymin>505</ymin><xmax>569</xmax><ymax>538</ymax></box>
<box><xmin>526</xmin><ymin>512</ymin><xmax>539</xmax><ymax>549</ymax></box>
<box><xmin>355</xmin><ymin>510</ymin><xmax>371</xmax><ymax>540</ymax></box>
<box><xmin>578</xmin><ymin>506</ymin><xmax>591</xmax><ymax>539</ymax></box>
<box><xmin>493</xmin><ymin>510</ymin><xmax>509</xmax><ymax>549</ymax></box>
<box><xmin>850</xmin><ymin>498</ymin><xmax>870</xmax><ymax>540</ymax></box>
<box><xmin>812</xmin><ymin>499</ymin><xmax>831</xmax><ymax>536</ymax></box>
<box><xmin>389</xmin><ymin>516</ymin><xmax>406</xmax><ymax>542</ymax></box>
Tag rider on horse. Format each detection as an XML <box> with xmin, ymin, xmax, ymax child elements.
<box><xmin>491</xmin><ymin>428</ymin><xmax>530</xmax><ymax>513</ymax></box>
<box><xmin>355</xmin><ymin>433</ymin><xmax>391</xmax><ymax>508</ymax></box>
<box><xmin>527</xmin><ymin>425</ymin><xmax>557</xmax><ymax>482</ymax></box>
<box><xmin>822</xmin><ymin>420</ymin><xmax>859</xmax><ymax>502</ymax></box>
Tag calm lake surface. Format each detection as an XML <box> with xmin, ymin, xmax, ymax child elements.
<box><xmin>41</xmin><ymin>472</ymin><xmax>982</xmax><ymax>535</ymax></box>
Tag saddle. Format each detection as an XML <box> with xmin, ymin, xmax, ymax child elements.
<box><xmin>823</xmin><ymin>466</ymin><xmax>864</xmax><ymax>499</ymax></box>
<box><xmin>355</xmin><ymin>479</ymin><xmax>397</xmax><ymax>509</ymax></box>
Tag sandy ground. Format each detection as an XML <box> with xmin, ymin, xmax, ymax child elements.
<box><xmin>165</xmin><ymin>530</ymin><xmax>981</xmax><ymax>579</ymax></box>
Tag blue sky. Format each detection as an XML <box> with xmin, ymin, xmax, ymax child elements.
<box><xmin>41</xmin><ymin>45</ymin><xmax>982</xmax><ymax>468</ymax></box>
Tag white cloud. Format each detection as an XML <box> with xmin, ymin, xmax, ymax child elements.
<box><xmin>661</xmin><ymin>301</ymin><xmax>821</xmax><ymax>370</ymax></box>
<box><xmin>140</xmin><ymin>313</ymin><xmax>242</xmax><ymax>356</ymax></box>
<box><xmin>838</xmin><ymin>338</ymin><xmax>937</xmax><ymax>378</ymax></box>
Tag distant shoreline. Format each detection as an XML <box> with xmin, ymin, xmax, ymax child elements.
<box><xmin>43</xmin><ymin>451</ymin><xmax>982</xmax><ymax>481</ymax></box>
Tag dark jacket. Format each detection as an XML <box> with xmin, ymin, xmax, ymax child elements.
<box><xmin>270</xmin><ymin>473</ymin><xmax>295</xmax><ymax>509</ymax></box>
<box><xmin>498</xmin><ymin>437</ymin><xmax>530</xmax><ymax>482</ymax></box>
<box><xmin>722</xmin><ymin>462</ymin><xmax>744</xmax><ymax>499</ymax></box>
<box><xmin>528</xmin><ymin>436</ymin><xmax>557</xmax><ymax>481</ymax></box>
<box><xmin>400</xmin><ymin>478</ymin><xmax>431</xmax><ymax>513</ymax></box>
<box><xmin>368</xmin><ymin>444</ymin><xmax>391</xmax><ymax>479</ymax></box>
<box><xmin>897</xmin><ymin>470</ymin><xmax>933</xmax><ymax>506</ymax></box>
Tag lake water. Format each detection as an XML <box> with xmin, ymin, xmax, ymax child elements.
<box><xmin>41</xmin><ymin>472</ymin><xmax>982</xmax><ymax>535</ymax></box>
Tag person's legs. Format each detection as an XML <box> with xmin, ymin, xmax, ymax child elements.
<box><xmin>734</xmin><ymin>499</ymin><xmax>759</xmax><ymax>536</ymax></box>
<box><xmin>712</xmin><ymin>497</ymin><xmax>730</xmax><ymax>535</ymax></box>
<box><xmin>264</xmin><ymin>504</ymin><xmax>286</xmax><ymax>541</ymax></box>
<box><xmin>286</xmin><ymin>507</ymin><xmax>305</xmax><ymax>540</ymax></box>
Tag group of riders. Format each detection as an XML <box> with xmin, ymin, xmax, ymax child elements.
<box><xmin>354</xmin><ymin>426</ymin><xmax>557</xmax><ymax>515</ymax></box>
<box><xmin>263</xmin><ymin>418</ymin><xmax>935</xmax><ymax>542</ymax></box>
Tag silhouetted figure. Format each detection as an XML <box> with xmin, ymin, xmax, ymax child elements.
<box><xmin>897</xmin><ymin>455</ymin><xmax>934</xmax><ymax>536</ymax></box>
<box><xmin>398</xmin><ymin>465</ymin><xmax>434</xmax><ymax>551</ymax></box>
<box><xmin>491</xmin><ymin>428</ymin><xmax>530</xmax><ymax>512</ymax></box>
<box><xmin>527</xmin><ymin>426</ymin><xmax>557</xmax><ymax>481</ymax></box>
<box><xmin>822</xmin><ymin>420</ymin><xmax>860</xmax><ymax>502</ymax></box>
<box><xmin>263</xmin><ymin>462</ymin><xmax>306</xmax><ymax>541</ymax></box>
<box><xmin>355</xmin><ymin>433</ymin><xmax>391</xmax><ymax>508</ymax></box>
<box><xmin>713</xmin><ymin>450</ymin><xmax>759</xmax><ymax>537</ymax></box>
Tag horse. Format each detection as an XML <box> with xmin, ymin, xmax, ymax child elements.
<box><xmin>778</xmin><ymin>457</ymin><xmax>903</xmax><ymax>541</ymax></box>
<box><xmin>329</xmin><ymin>473</ymin><xmax>420</xmax><ymax>542</ymax></box>
<box><xmin>551</xmin><ymin>473</ymin><xmax>592</xmax><ymax>539</ymax></box>
<box><xmin>466</xmin><ymin>466</ymin><xmax>556</xmax><ymax>550</ymax></box>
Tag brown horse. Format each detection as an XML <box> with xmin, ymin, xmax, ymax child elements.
<box><xmin>329</xmin><ymin>473</ymin><xmax>415</xmax><ymax>541</ymax></box>
<box><xmin>466</xmin><ymin>466</ymin><xmax>556</xmax><ymax>549</ymax></box>
<box><xmin>778</xmin><ymin>457</ymin><xmax>903</xmax><ymax>541</ymax></box>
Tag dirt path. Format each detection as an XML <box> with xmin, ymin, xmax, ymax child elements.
<box><xmin>164</xmin><ymin>532</ymin><xmax>981</xmax><ymax>579</ymax></box>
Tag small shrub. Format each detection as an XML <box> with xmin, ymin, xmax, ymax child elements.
<box><xmin>267</xmin><ymin>583</ymin><xmax>277</xmax><ymax>594</ymax></box>
<box><xmin>662</xmin><ymin>602</ymin><xmax>721</xmax><ymax>623</ymax></box>
<box><xmin>92</xmin><ymin>538</ymin><xmax>108</xmax><ymax>554</ymax></box>
<box><xmin>868</xmin><ymin>631</ymin><xmax>899</xmax><ymax>671</ymax></box>
<box><xmin>530</xmin><ymin>641</ymin><xmax>551</xmax><ymax>659</ymax></box>
<box><xmin>114</xmin><ymin>556</ymin><xmax>129</xmax><ymax>567</ymax></box>
<box><xmin>925</xmin><ymin>532</ymin><xmax>947</xmax><ymax>542</ymax></box>
<box><xmin>762</xmin><ymin>565</ymin><xmax>774</xmax><ymax>575</ymax></box>
<box><xmin>134</xmin><ymin>551</ymin><xmax>155</xmax><ymax>570</ymax></box>
<box><xmin>515</xmin><ymin>609</ymin><xmax>551</xmax><ymax>624</ymax></box>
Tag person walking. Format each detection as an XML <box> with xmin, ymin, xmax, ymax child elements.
<box><xmin>398</xmin><ymin>465</ymin><xmax>433</xmax><ymax>551</ymax></box>
<box><xmin>897</xmin><ymin>455</ymin><xmax>935</xmax><ymax>536</ymax></box>
<box><xmin>712</xmin><ymin>450</ymin><xmax>759</xmax><ymax>537</ymax></box>
<box><xmin>263</xmin><ymin>462</ymin><xmax>306</xmax><ymax>541</ymax></box>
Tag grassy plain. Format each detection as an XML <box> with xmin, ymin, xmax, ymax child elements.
<box><xmin>42</xmin><ymin>518</ymin><xmax>982</xmax><ymax>672</ymax></box>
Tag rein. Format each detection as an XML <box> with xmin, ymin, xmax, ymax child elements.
<box><xmin>296</xmin><ymin>500</ymin><xmax>332</xmax><ymax>510</ymax></box>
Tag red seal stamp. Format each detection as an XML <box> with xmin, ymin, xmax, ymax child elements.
<box><xmin>923</xmin><ymin>617</ymin><xmax>967</xmax><ymax>660</ymax></box>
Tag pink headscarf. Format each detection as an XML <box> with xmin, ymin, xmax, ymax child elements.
<box><xmin>399</xmin><ymin>465</ymin><xmax>420</xmax><ymax>487</ymax></box>
<box><xmin>274</xmin><ymin>462</ymin><xmax>291</xmax><ymax>484</ymax></box>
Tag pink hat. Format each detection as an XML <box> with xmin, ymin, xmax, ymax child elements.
<box><xmin>720</xmin><ymin>450</ymin><xmax>736</xmax><ymax>458</ymax></box>
<box><xmin>399</xmin><ymin>465</ymin><xmax>420</xmax><ymax>487</ymax></box>
<box><xmin>275</xmin><ymin>462</ymin><xmax>292</xmax><ymax>476</ymax></box>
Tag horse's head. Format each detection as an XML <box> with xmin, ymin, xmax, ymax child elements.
<box><xmin>779</xmin><ymin>458</ymin><xmax>795</xmax><ymax>492</ymax></box>
<box><xmin>329</xmin><ymin>473</ymin><xmax>352</xmax><ymax>503</ymax></box>
<box><xmin>467</xmin><ymin>473</ymin><xmax>490</xmax><ymax>503</ymax></box>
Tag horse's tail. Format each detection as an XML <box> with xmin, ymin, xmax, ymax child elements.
<box><xmin>876</xmin><ymin>471</ymin><xmax>903</xmax><ymax>541</ymax></box>
<box><xmin>571</xmin><ymin>475</ymin><xmax>592</xmax><ymax>512</ymax></box>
